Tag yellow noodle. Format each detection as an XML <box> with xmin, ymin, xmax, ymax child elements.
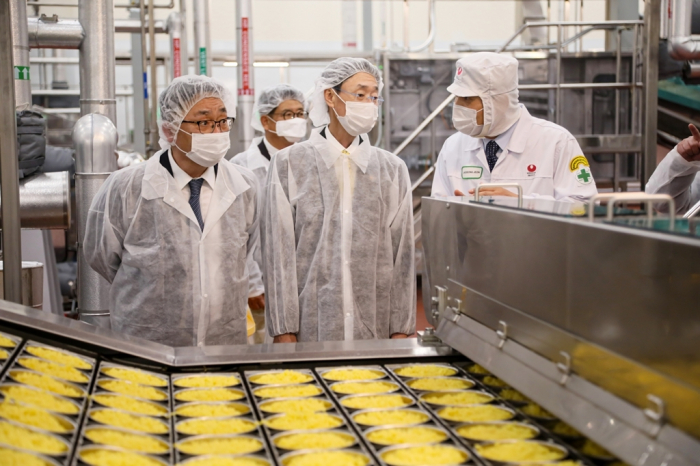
<box><xmin>422</xmin><ymin>391</ymin><xmax>492</xmax><ymax>406</ymax></box>
<box><xmin>483</xmin><ymin>376</ymin><xmax>508</xmax><ymax>388</ymax></box>
<box><xmin>266</xmin><ymin>413</ymin><xmax>342</xmax><ymax>431</ymax></box>
<box><xmin>0</xmin><ymin>385</ymin><xmax>79</xmax><ymax>414</ymax></box>
<box><xmin>10</xmin><ymin>370</ymin><xmax>85</xmax><ymax>398</ymax></box>
<box><xmin>456</xmin><ymin>423</ymin><xmax>537</xmax><ymax>441</ymax></box>
<box><xmin>259</xmin><ymin>398</ymin><xmax>331</xmax><ymax>414</ymax></box>
<box><xmin>331</xmin><ymin>381</ymin><xmax>397</xmax><ymax>395</ymax></box>
<box><xmin>92</xmin><ymin>394</ymin><xmax>167</xmax><ymax>416</ymax></box>
<box><xmin>26</xmin><ymin>346</ymin><xmax>92</xmax><ymax>370</ymax></box>
<box><xmin>255</xmin><ymin>385</ymin><xmax>321</xmax><ymax>399</ymax></box>
<box><xmin>552</xmin><ymin>422</ymin><xmax>581</xmax><ymax>437</ymax></box>
<box><xmin>174</xmin><ymin>375</ymin><xmax>240</xmax><ymax>388</ymax></box>
<box><xmin>366</xmin><ymin>427</ymin><xmax>447</xmax><ymax>445</ymax></box>
<box><xmin>0</xmin><ymin>419</ymin><xmax>68</xmax><ymax>454</ymax></box>
<box><xmin>0</xmin><ymin>447</ymin><xmax>53</xmax><ymax>466</ymax></box>
<box><xmin>182</xmin><ymin>458</ymin><xmax>269</xmax><ymax>466</ymax></box>
<box><xmin>581</xmin><ymin>440</ymin><xmax>613</xmax><ymax>458</ymax></box>
<box><xmin>0</xmin><ymin>402</ymin><xmax>72</xmax><ymax>433</ymax></box>
<box><xmin>91</xmin><ymin>409</ymin><xmax>168</xmax><ymax>434</ymax></box>
<box><xmin>354</xmin><ymin>410</ymin><xmax>428</xmax><ymax>426</ymax></box>
<box><xmin>322</xmin><ymin>369</ymin><xmax>384</xmax><ymax>381</ymax></box>
<box><xmin>0</xmin><ymin>335</ymin><xmax>17</xmax><ymax>348</ymax></box>
<box><xmin>394</xmin><ymin>365</ymin><xmax>457</xmax><ymax>378</ymax></box>
<box><xmin>101</xmin><ymin>368</ymin><xmax>167</xmax><ymax>387</ymax></box>
<box><xmin>437</xmin><ymin>405</ymin><xmax>514</xmax><ymax>423</ymax></box>
<box><xmin>80</xmin><ymin>449</ymin><xmax>163</xmax><ymax>466</ymax></box>
<box><xmin>175</xmin><ymin>388</ymin><xmax>245</xmax><ymax>403</ymax></box>
<box><xmin>466</xmin><ymin>364</ymin><xmax>489</xmax><ymax>375</ymax></box>
<box><xmin>18</xmin><ymin>357</ymin><xmax>88</xmax><ymax>383</ymax></box>
<box><xmin>85</xmin><ymin>428</ymin><xmax>169</xmax><ymax>454</ymax></box>
<box><xmin>249</xmin><ymin>371</ymin><xmax>313</xmax><ymax>385</ymax></box>
<box><xmin>275</xmin><ymin>432</ymin><xmax>355</xmax><ymax>450</ymax></box>
<box><xmin>176</xmin><ymin>436</ymin><xmax>263</xmax><ymax>455</ymax></box>
<box><xmin>98</xmin><ymin>380</ymin><xmax>167</xmax><ymax>401</ymax></box>
<box><xmin>475</xmin><ymin>441</ymin><xmax>566</xmax><ymax>462</ymax></box>
<box><xmin>381</xmin><ymin>445</ymin><xmax>468</xmax><ymax>466</ymax></box>
<box><xmin>0</xmin><ymin>349</ymin><xmax>8</xmax><ymax>359</ymax></box>
<box><xmin>500</xmin><ymin>389</ymin><xmax>530</xmax><ymax>403</ymax></box>
<box><xmin>176</xmin><ymin>403</ymin><xmax>249</xmax><ymax>418</ymax></box>
<box><xmin>341</xmin><ymin>395</ymin><xmax>411</xmax><ymax>410</ymax></box>
<box><xmin>521</xmin><ymin>403</ymin><xmax>555</xmax><ymax>419</ymax></box>
<box><xmin>407</xmin><ymin>378</ymin><xmax>473</xmax><ymax>392</ymax></box>
<box><xmin>177</xmin><ymin>418</ymin><xmax>256</xmax><ymax>436</ymax></box>
<box><xmin>283</xmin><ymin>451</ymin><xmax>369</xmax><ymax>466</ymax></box>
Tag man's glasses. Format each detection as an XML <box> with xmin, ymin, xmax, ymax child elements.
<box><xmin>181</xmin><ymin>117</ymin><xmax>234</xmax><ymax>133</ymax></box>
<box><xmin>337</xmin><ymin>89</ymin><xmax>384</xmax><ymax>106</ymax></box>
<box><xmin>269</xmin><ymin>111</ymin><xmax>308</xmax><ymax>121</ymax></box>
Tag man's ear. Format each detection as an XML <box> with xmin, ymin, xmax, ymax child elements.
<box><xmin>324</xmin><ymin>89</ymin><xmax>335</xmax><ymax>109</ymax></box>
<box><xmin>162</xmin><ymin>125</ymin><xmax>174</xmax><ymax>143</ymax></box>
<box><xmin>260</xmin><ymin>115</ymin><xmax>271</xmax><ymax>132</ymax></box>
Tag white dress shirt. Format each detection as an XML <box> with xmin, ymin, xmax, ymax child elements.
<box><xmin>168</xmin><ymin>150</ymin><xmax>217</xmax><ymax>222</ymax></box>
<box><xmin>263</xmin><ymin>137</ymin><xmax>281</xmax><ymax>159</ymax></box>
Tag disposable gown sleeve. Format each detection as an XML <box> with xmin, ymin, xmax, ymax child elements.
<box><xmin>431</xmin><ymin>146</ymin><xmax>454</xmax><ymax>197</ymax></box>
<box><xmin>261</xmin><ymin>149</ymin><xmax>300</xmax><ymax>336</ymax></box>
<box><xmin>245</xmin><ymin>173</ymin><xmax>265</xmax><ymax>298</ymax></box>
<box><xmin>389</xmin><ymin>163</ymin><xmax>417</xmax><ymax>336</ymax></box>
<box><xmin>84</xmin><ymin>173</ymin><xmax>127</xmax><ymax>284</ymax></box>
<box><xmin>645</xmin><ymin>147</ymin><xmax>700</xmax><ymax>214</ymax></box>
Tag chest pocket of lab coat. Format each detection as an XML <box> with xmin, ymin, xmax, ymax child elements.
<box><xmin>492</xmin><ymin>153</ymin><xmax>554</xmax><ymax>196</ymax></box>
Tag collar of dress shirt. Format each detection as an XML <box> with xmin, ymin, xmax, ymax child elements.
<box><xmin>262</xmin><ymin>137</ymin><xmax>280</xmax><ymax>158</ymax></box>
<box><xmin>167</xmin><ymin>150</ymin><xmax>217</xmax><ymax>191</ymax></box>
<box><xmin>317</xmin><ymin>125</ymin><xmax>370</xmax><ymax>174</ymax></box>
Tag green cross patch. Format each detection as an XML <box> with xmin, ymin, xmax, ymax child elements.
<box><xmin>576</xmin><ymin>167</ymin><xmax>592</xmax><ymax>185</ymax></box>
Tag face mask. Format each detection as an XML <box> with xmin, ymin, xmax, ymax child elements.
<box><xmin>176</xmin><ymin>129</ymin><xmax>231</xmax><ymax>167</ymax></box>
<box><xmin>453</xmin><ymin>104</ymin><xmax>485</xmax><ymax>138</ymax></box>
<box><xmin>332</xmin><ymin>90</ymin><xmax>378</xmax><ymax>137</ymax></box>
<box><xmin>267</xmin><ymin>116</ymin><xmax>307</xmax><ymax>143</ymax></box>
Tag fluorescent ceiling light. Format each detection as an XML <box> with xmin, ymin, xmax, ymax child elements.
<box><xmin>254</xmin><ymin>62</ymin><xmax>290</xmax><ymax>68</ymax></box>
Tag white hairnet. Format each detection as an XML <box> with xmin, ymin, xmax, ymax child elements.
<box><xmin>309</xmin><ymin>57</ymin><xmax>383</xmax><ymax>127</ymax></box>
<box><xmin>251</xmin><ymin>84</ymin><xmax>305</xmax><ymax>132</ymax></box>
<box><xmin>158</xmin><ymin>74</ymin><xmax>237</xmax><ymax>150</ymax></box>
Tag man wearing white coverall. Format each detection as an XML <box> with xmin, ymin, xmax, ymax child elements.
<box><xmin>432</xmin><ymin>53</ymin><xmax>598</xmax><ymax>201</ymax></box>
<box><xmin>262</xmin><ymin>58</ymin><xmax>416</xmax><ymax>343</ymax></box>
<box><xmin>230</xmin><ymin>85</ymin><xmax>306</xmax><ymax>343</ymax></box>
<box><xmin>646</xmin><ymin>124</ymin><xmax>700</xmax><ymax>214</ymax></box>
<box><xmin>85</xmin><ymin>75</ymin><xmax>260</xmax><ymax>347</ymax></box>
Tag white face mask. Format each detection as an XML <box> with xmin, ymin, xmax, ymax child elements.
<box><xmin>176</xmin><ymin>129</ymin><xmax>231</xmax><ymax>167</ymax></box>
<box><xmin>267</xmin><ymin>116</ymin><xmax>307</xmax><ymax>143</ymax></box>
<box><xmin>332</xmin><ymin>90</ymin><xmax>378</xmax><ymax>137</ymax></box>
<box><xmin>453</xmin><ymin>104</ymin><xmax>485</xmax><ymax>138</ymax></box>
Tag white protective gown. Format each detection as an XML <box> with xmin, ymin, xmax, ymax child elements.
<box><xmin>645</xmin><ymin>146</ymin><xmax>700</xmax><ymax>214</ymax></box>
<box><xmin>262</xmin><ymin>128</ymin><xmax>416</xmax><ymax>342</ymax></box>
<box><xmin>432</xmin><ymin>106</ymin><xmax>598</xmax><ymax>201</ymax></box>
<box><xmin>85</xmin><ymin>150</ymin><xmax>260</xmax><ymax>347</ymax></box>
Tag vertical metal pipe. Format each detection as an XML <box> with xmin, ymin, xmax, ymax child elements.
<box><xmin>613</xmin><ymin>27</ymin><xmax>622</xmax><ymax>191</ymax></box>
<box><xmin>643</xmin><ymin>0</ymin><xmax>660</xmax><ymax>187</ymax></box>
<box><xmin>79</xmin><ymin>0</ymin><xmax>116</xmax><ymax>121</ymax></box>
<box><xmin>555</xmin><ymin>24</ymin><xmax>562</xmax><ymax>124</ymax></box>
<box><xmin>363</xmin><ymin>0</ymin><xmax>373</xmax><ymax>51</ymax></box>
<box><xmin>0</xmin><ymin>0</ymin><xmax>23</xmax><ymax>303</ymax></box>
<box><xmin>9</xmin><ymin>0</ymin><xmax>31</xmax><ymax>110</ymax></box>
<box><xmin>167</xmin><ymin>12</ymin><xmax>184</xmax><ymax>79</ymax></box>
<box><xmin>236</xmin><ymin>0</ymin><xmax>255</xmax><ymax>150</ymax></box>
<box><xmin>138</xmin><ymin>1</ymin><xmax>151</xmax><ymax>151</ymax></box>
<box><xmin>383</xmin><ymin>52</ymin><xmax>391</xmax><ymax>151</ymax></box>
<box><xmin>179</xmin><ymin>0</ymin><xmax>189</xmax><ymax>74</ymax></box>
<box><xmin>148</xmin><ymin>0</ymin><xmax>158</xmax><ymax>152</ymax></box>
<box><xmin>193</xmin><ymin>0</ymin><xmax>211</xmax><ymax>75</ymax></box>
<box><xmin>403</xmin><ymin>0</ymin><xmax>409</xmax><ymax>51</ymax></box>
<box><xmin>130</xmin><ymin>8</ymin><xmax>147</xmax><ymax>155</ymax></box>
<box><xmin>631</xmin><ymin>24</ymin><xmax>638</xmax><ymax>135</ymax></box>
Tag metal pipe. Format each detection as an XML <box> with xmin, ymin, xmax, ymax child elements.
<box><xmin>115</xmin><ymin>0</ymin><xmax>173</xmax><ymax>8</ymax></box>
<box><xmin>193</xmin><ymin>0</ymin><xmax>211</xmax><ymax>75</ymax></box>
<box><xmin>382</xmin><ymin>51</ymin><xmax>391</xmax><ymax>151</ymax></box>
<box><xmin>27</xmin><ymin>16</ymin><xmax>84</xmax><ymax>48</ymax></box>
<box><xmin>72</xmin><ymin>113</ymin><xmax>118</xmax><ymax>327</ymax></box>
<box><xmin>395</xmin><ymin>94</ymin><xmax>454</xmax><ymax>156</ymax></box>
<box><xmin>408</xmin><ymin>0</ymin><xmax>435</xmax><ymax>53</ymax></box>
<box><xmin>167</xmin><ymin>12</ymin><xmax>184</xmax><ymax>78</ymax></box>
<box><xmin>148</xmin><ymin>0</ymin><xmax>158</xmax><ymax>152</ymax></box>
<box><xmin>403</xmin><ymin>0</ymin><xmax>409</xmax><ymax>51</ymax></box>
<box><xmin>668</xmin><ymin>0</ymin><xmax>700</xmax><ymax>60</ymax></box>
<box><xmin>178</xmin><ymin>0</ymin><xmax>189</xmax><ymax>74</ymax></box>
<box><xmin>683</xmin><ymin>199</ymin><xmax>700</xmax><ymax>218</ymax></box>
<box><xmin>10</xmin><ymin>0</ymin><xmax>32</xmax><ymax>109</ymax></box>
<box><xmin>31</xmin><ymin>88</ymin><xmax>133</xmax><ymax>96</ymax></box>
<box><xmin>0</xmin><ymin>0</ymin><xmax>24</xmax><ymax>303</ymax></box>
<box><xmin>0</xmin><ymin>172</ymin><xmax>71</xmax><ymax>229</ymax></box>
<box><xmin>79</xmin><ymin>0</ymin><xmax>116</xmax><ymax>121</ymax></box>
<box><xmin>614</xmin><ymin>27</ymin><xmax>622</xmax><ymax>192</ymax></box>
<box><xmin>236</xmin><ymin>0</ymin><xmax>255</xmax><ymax>149</ymax></box>
<box><xmin>643</xmin><ymin>0</ymin><xmax>660</xmax><ymax>187</ymax></box>
<box><xmin>411</xmin><ymin>165</ymin><xmax>435</xmax><ymax>192</ymax></box>
<box><xmin>555</xmin><ymin>24</ymin><xmax>562</xmax><ymax>124</ymax></box>
<box><xmin>114</xmin><ymin>18</ymin><xmax>166</xmax><ymax>33</ymax></box>
<box><xmin>139</xmin><ymin>0</ymin><xmax>150</xmax><ymax>150</ymax></box>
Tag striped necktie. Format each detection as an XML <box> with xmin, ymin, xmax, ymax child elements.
<box><xmin>189</xmin><ymin>178</ymin><xmax>205</xmax><ymax>231</ymax></box>
<box><xmin>486</xmin><ymin>140</ymin><xmax>500</xmax><ymax>172</ymax></box>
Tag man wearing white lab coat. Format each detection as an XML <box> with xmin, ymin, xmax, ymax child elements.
<box><xmin>646</xmin><ymin>124</ymin><xmax>700</xmax><ymax>214</ymax></box>
<box><xmin>432</xmin><ymin>53</ymin><xmax>598</xmax><ymax>201</ymax></box>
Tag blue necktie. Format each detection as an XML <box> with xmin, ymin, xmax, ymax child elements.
<box><xmin>486</xmin><ymin>140</ymin><xmax>500</xmax><ymax>172</ymax></box>
<box><xmin>189</xmin><ymin>178</ymin><xmax>205</xmax><ymax>231</ymax></box>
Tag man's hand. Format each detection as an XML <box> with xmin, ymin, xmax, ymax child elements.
<box><xmin>391</xmin><ymin>333</ymin><xmax>408</xmax><ymax>339</ymax></box>
<box><xmin>273</xmin><ymin>333</ymin><xmax>297</xmax><ymax>343</ymax></box>
<box><xmin>468</xmin><ymin>186</ymin><xmax>518</xmax><ymax>198</ymax></box>
<box><xmin>454</xmin><ymin>189</ymin><xmax>466</xmax><ymax>196</ymax></box>
<box><xmin>248</xmin><ymin>294</ymin><xmax>265</xmax><ymax>311</ymax></box>
<box><xmin>678</xmin><ymin>124</ymin><xmax>700</xmax><ymax>162</ymax></box>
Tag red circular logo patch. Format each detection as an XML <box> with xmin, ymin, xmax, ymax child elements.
<box><xmin>527</xmin><ymin>164</ymin><xmax>536</xmax><ymax>172</ymax></box>
<box><xmin>457</xmin><ymin>67</ymin><xmax>463</xmax><ymax>76</ymax></box>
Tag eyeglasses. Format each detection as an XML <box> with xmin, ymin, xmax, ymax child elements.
<box><xmin>181</xmin><ymin>117</ymin><xmax>234</xmax><ymax>133</ymax></box>
<box><xmin>337</xmin><ymin>89</ymin><xmax>384</xmax><ymax>106</ymax></box>
<box><xmin>269</xmin><ymin>110</ymin><xmax>308</xmax><ymax>121</ymax></box>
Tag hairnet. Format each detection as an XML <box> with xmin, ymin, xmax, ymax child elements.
<box><xmin>252</xmin><ymin>84</ymin><xmax>305</xmax><ymax>132</ymax></box>
<box><xmin>158</xmin><ymin>74</ymin><xmax>237</xmax><ymax>150</ymax></box>
<box><xmin>309</xmin><ymin>57</ymin><xmax>384</xmax><ymax>127</ymax></box>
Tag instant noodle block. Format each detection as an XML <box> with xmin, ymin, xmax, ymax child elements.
<box><xmin>330</xmin><ymin>381</ymin><xmax>398</xmax><ymax>395</ymax></box>
<box><xmin>499</xmin><ymin>389</ymin><xmax>530</xmax><ymax>403</ymax></box>
<box><xmin>456</xmin><ymin>423</ymin><xmax>538</xmax><ymax>441</ymax></box>
<box><xmin>0</xmin><ymin>446</ymin><xmax>54</xmax><ymax>466</ymax></box>
<box><xmin>0</xmin><ymin>419</ymin><xmax>68</xmax><ymax>455</ymax></box>
<box><xmin>406</xmin><ymin>378</ymin><xmax>474</xmax><ymax>392</ymax></box>
<box><xmin>85</xmin><ymin>428</ymin><xmax>169</xmax><ymax>454</ymax></box>
<box><xmin>381</xmin><ymin>445</ymin><xmax>468</xmax><ymax>466</ymax></box>
<box><xmin>467</xmin><ymin>364</ymin><xmax>490</xmax><ymax>375</ymax></box>
<box><xmin>98</xmin><ymin>380</ymin><xmax>167</xmax><ymax>401</ymax></box>
<box><xmin>176</xmin><ymin>402</ymin><xmax>250</xmax><ymax>418</ymax></box>
<box><xmin>353</xmin><ymin>409</ymin><xmax>429</xmax><ymax>426</ymax></box>
<box><xmin>18</xmin><ymin>357</ymin><xmax>89</xmax><ymax>384</ymax></box>
<box><xmin>91</xmin><ymin>394</ymin><xmax>168</xmax><ymax>417</ymax></box>
<box><xmin>341</xmin><ymin>395</ymin><xmax>411</xmax><ymax>410</ymax></box>
<box><xmin>91</xmin><ymin>409</ymin><xmax>169</xmax><ymax>434</ymax></box>
<box><xmin>255</xmin><ymin>385</ymin><xmax>322</xmax><ymax>399</ymax></box>
<box><xmin>0</xmin><ymin>349</ymin><xmax>8</xmax><ymax>359</ymax></box>
<box><xmin>249</xmin><ymin>371</ymin><xmax>313</xmax><ymax>385</ymax></box>
<box><xmin>80</xmin><ymin>448</ymin><xmax>164</xmax><ymax>466</ymax></box>
<box><xmin>282</xmin><ymin>450</ymin><xmax>370</xmax><ymax>466</ymax></box>
<box><xmin>25</xmin><ymin>346</ymin><xmax>92</xmax><ymax>370</ymax></box>
<box><xmin>176</xmin><ymin>436</ymin><xmax>263</xmax><ymax>455</ymax></box>
<box><xmin>9</xmin><ymin>371</ymin><xmax>85</xmax><ymax>398</ymax></box>
<box><xmin>174</xmin><ymin>375</ymin><xmax>240</xmax><ymax>388</ymax></box>
<box><xmin>521</xmin><ymin>403</ymin><xmax>556</xmax><ymax>419</ymax></box>
<box><xmin>266</xmin><ymin>413</ymin><xmax>343</xmax><ymax>431</ymax></box>
<box><xmin>259</xmin><ymin>398</ymin><xmax>332</xmax><ymax>414</ymax></box>
<box><xmin>274</xmin><ymin>431</ymin><xmax>356</xmax><ymax>450</ymax></box>
<box><xmin>483</xmin><ymin>376</ymin><xmax>508</xmax><ymax>388</ymax></box>
<box><xmin>475</xmin><ymin>441</ymin><xmax>566</xmax><ymax>462</ymax></box>
<box><xmin>0</xmin><ymin>335</ymin><xmax>17</xmax><ymax>348</ymax></box>
<box><xmin>176</xmin><ymin>388</ymin><xmax>245</xmax><ymax>403</ymax></box>
<box><xmin>394</xmin><ymin>365</ymin><xmax>457</xmax><ymax>378</ymax></box>
<box><xmin>422</xmin><ymin>391</ymin><xmax>493</xmax><ymax>406</ymax></box>
<box><xmin>581</xmin><ymin>440</ymin><xmax>614</xmax><ymax>458</ymax></box>
<box><xmin>177</xmin><ymin>418</ymin><xmax>257</xmax><ymax>436</ymax></box>
<box><xmin>552</xmin><ymin>422</ymin><xmax>581</xmax><ymax>437</ymax></box>
<box><xmin>182</xmin><ymin>457</ymin><xmax>270</xmax><ymax>466</ymax></box>
<box><xmin>0</xmin><ymin>385</ymin><xmax>79</xmax><ymax>414</ymax></box>
<box><xmin>366</xmin><ymin>426</ymin><xmax>447</xmax><ymax>445</ymax></box>
<box><xmin>437</xmin><ymin>405</ymin><xmax>514</xmax><ymax>423</ymax></box>
<box><xmin>101</xmin><ymin>368</ymin><xmax>167</xmax><ymax>387</ymax></box>
<box><xmin>0</xmin><ymin>402</ymin><xmax>72</xmax><ymax>433</ymax></box>
<box><xmin>322</xmin><ymin>369</ymin><xmax>385</xmax><ymax>381</ymax></box>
